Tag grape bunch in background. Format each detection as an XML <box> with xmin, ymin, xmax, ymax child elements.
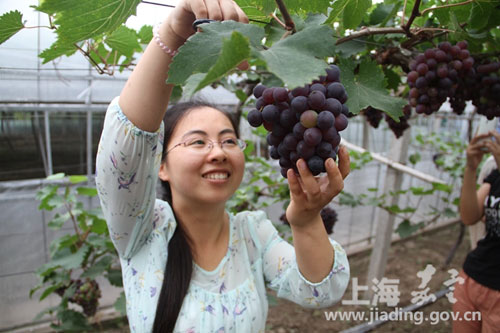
<box><xmin>247</xmin><ymin>65</ymin><xmax>349</xmax><ymax>178</ymax></box>
<box><xmin>407</xmin><ymin>40</ymin><xmax>474</xmax><ymax>115</ymax></box>
<box><xmin>362</xmin><ymin>105</ymin><xmax>412</xmax><ymax>138</ymax></box>
<box><xmin>472</xmin><ymin>61</ymin><xmax>500</xmax><ymax>119</ymax></box>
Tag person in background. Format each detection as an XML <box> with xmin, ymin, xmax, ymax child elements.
<box><xmin>455</xmin><ymin>131</ymin><xmax>500</xmax><ymax>332</ymax></box>
<box><xmin>95</xmin><ymin>0</ymin><xmax>350</xmax><ymax>332</ymax></box>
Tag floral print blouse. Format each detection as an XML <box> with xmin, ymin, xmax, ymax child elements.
<box><xmin>95</xmin><ymin>97</ymin><xmax>350</xmax><ymax>332</ymax></box>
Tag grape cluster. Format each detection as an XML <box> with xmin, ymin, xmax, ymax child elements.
<box><xmin>56</xmin><ymin>278</ymin><xmax>102</xmax><ymax>317</ymax></box>
<box><xmin>363</xmin><ymin>106</ymin><xmax>384</xmax><ymax>128</ymax></box>
<box><xmin>280</xmin><ymin>206</ymin><xmax>338</xmax><ymax>234</ymax></box>
<box><xmin>472</xmin><ymin>61</ymin><xmax>500</xmax><ymax>119</ymax></box>
<box><xmin>362</xmin><ymin>105</ymin><xmax>412</xmax><ymax>138</ymax></box>
<box><xmin>247</xmin><ymin>65</ymin><xmax>349</xmax><ymax>177</ymax></box>
<box><xmin>407</xmin><ymin>41</ymin><xmax>474</xmax><ymax>115</ymax></box>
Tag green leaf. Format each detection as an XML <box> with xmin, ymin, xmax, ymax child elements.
<box><xmin>105</xmin><ymin>25</ymin><xmax>142</xmax><ymax>58</ymax></box>
<box><xmin>76</xmin><ymin>187</ymin><xmax>98</xmax><ymax>197</ymax></box>
<box><xmin>395</xmin><ymin>220</ymin><xmax>422</xmax><ymax>238</ymax></box>
<box><xmin>343</xmin><ymin>0</ymin><xmax>372</xmax><ymax>29</ymax></box>
<box><xmin>259</xmin><ymin>25</ymin><xmax>336</xmax><ymax>88</ymax></box>
<box><xmin>326</xmin><ymin>0</ymin><xmax>351</xmax><ymax>24</ymax></box>
<box><xmin>370</xmin><ymin>3</ymin><xmax>396</xmax><ymax>25</ymax></box>
<box><xmin>39</xmin><ymin>284</ymin><xmax>63</xmax><ymax>301</ymax></box>
<box><xmin>39</xmin><ymin>41</ymin><xmax>76</xmax><ymax>65</ymax></box>
<box><xmin>107</xmin><ymin>268</ymin><xmax>123</xmax><ymax>287</ymax></box>
<box><xmin>384</xmin><ymin>67</ymin><xmax>401</xmax><ymax>91</ymax></box>
<box><xmin>410</xmin><ymin>186</ymin><xmax>434</xmax><ymax>196</ymax></box>
<box><xmin>137</xmin><ymin>24</ymin><xmax>153</xmax><ymax>44</ymax></box>
<box><xmin>339</xmin><ymin>192</ymin><xmax>362</xmax><ymax>207</ymax></box>
<box><xmin>167</xmin><ymin>21</ymin><xmax>264</xmax><ymax>86</ymax></box>
<box><xmin>409</xmin><ymin>152</ymin><xmax>421</xmax><ymax>165</ymax></box>
<box><xmin>469</xmin><ymin>1</ymin><xmax>494</xmax><ymax>30</ymax></box>
<box><xmin>0</xmin><ymin>10</ymin><xmax>24</xmax><ymax>45</ymax></box>
<box><xmin>36</xmin><ymin>0</ymin><xmax>141</xmax><ymax>45</ymax></box>
<box><xmin>47</xmin><ymin>173</ymin><xmax>65</xmax><ymax>180</ymax></box>
<box><xmin>385</xmin><ymin>205</ymin><xmax>416</xmax><ymax>213</ymax></box>
<box><xmin>432</xmin><ymin>182</ymin><xmax>452</xmax><ymax>193</ymax></box>
<box><xmin>339</xmin><ymin>58</ymin><xmax>406</xmax><ymax>119</ymax></box>
<box><xmin>81</xmin><ymin>256</ymin><xmax>113</xmax><ymax>279</ymax></box>
<box><xmin>39</xmin><ymin>244</ymin><xmax>90</xmax><ymax>272</ymax></box>
<box><xmin>54</xmin><ymin>309</ymin><xmax>92</xmax><ymax>331</ymax></box>
<box><xmin>191</xmin><ymin>31</ymin><xmax>250</xmax><ymax>95</ymax></box>
<box><xmin>68</xmin><ymin>175</ymin><xmax>86</xmax><ymax>184</ymax></box>
<box><xmin>114</xmin><ymin>291</ymin><xmax>127</xmax><ymax>316</ymax></box>
<box><xmin>48</xmin><ymin>212</ymin><xmax>70</xmax><ymax>229</ymax></box>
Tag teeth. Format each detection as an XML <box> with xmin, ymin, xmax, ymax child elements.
<box><xmin>204</xmin><ymin>173</ymin><xmax>229</xmax><ymax>180</ymax></box>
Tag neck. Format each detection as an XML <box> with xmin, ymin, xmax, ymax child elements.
<box><xmin>172</xmin><ymin>200</ymin><xmax>228</xmax><ymax>251</ymax></box>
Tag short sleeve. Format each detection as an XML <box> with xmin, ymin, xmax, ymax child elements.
<box><xmin>95</xmin><ymin>97</ymin><xmax>165</xmax><ymax>259</ymax></box>
<box><xmin>483</xmin><ymin>169</ymin><xmax>499</xmax><ymax>185</ymax></box>
<box><xmin>247</xmin><ymin>210</ymin><xmax>350</xmax><ymax>308</ymax></box>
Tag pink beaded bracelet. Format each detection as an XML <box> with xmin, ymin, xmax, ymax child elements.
<box><xmin>153</xmin><ymin>23</ymin><xmax>178</xmax><ymax>57</ymax></box>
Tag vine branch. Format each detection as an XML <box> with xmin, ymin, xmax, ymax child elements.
<box><xmin>403</xmin><ymin>0</ymin><xmax>422</xmax><ymax>36</ymax></box>
<box><xmin>336</xmin><ymin>27</ymin><xmax>407</xmax><ymax>45</ymax></box>
<box><xmin>274</xmin><ymin>0</ymin><xmax>295</xmax><ymax>32</ymax></box>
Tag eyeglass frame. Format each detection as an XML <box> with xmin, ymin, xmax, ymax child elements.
<box><xmin>165</xmin><ymin>137</ymin><xmax>247</xmax><ymax>155</ymax></box>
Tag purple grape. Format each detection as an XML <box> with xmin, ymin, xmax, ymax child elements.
<box><xmin>279</xmin><ymin>157</ymin><xmax>292</xmax><ymax>168</ymax></box>
<box><xmin>267</xmin><ymin>133</ymin><xmax>281</xmax><ymax>146</ymax></box>
<box><xmin>335</xmin><ymin>114</ymin><xmax>348</xmax><ymax>132</ymax></box>
<box><xmin>293</xmin><ymin>122</ymin><xmax>306</xmax><ymax>140</ymax></box>
<box><xmin>324</xmin><ymin>98</ymin><xmax>342</xmax><ymax>116</ymax></box>
<box><xmin>317</xmin><ymin>111</ymin><xmax>335</xmax><ymax>130</ymax></box>
<box><xmin>280</xmin><ymin>108</ymin><xmax>297</xmax><ymax>129</ymax></box>
<box><xmin>271</xmin><ymin>123</ymin><xmax>287</xmax><ymax>138</ymax></box>
<box><xmin>247</xmin><ymin>109</ymin><xmax>263</xmax><ymax>127</ymax></box>
<box><xmin>326</xmin><ymin>65</ymin><xmax>340</xmax><ymax>82</ymax></box>
<box><xmin>253</xmin><ymin>84</ymin><xmax>266</xmax><ymax>98</ymax></box>
<box><xmin>273</xmin><ymin>87</ymin><xmax>289</xmax><ymax>103</ymax></box>
<box><xmin>307</xmin><ymin>155</ymin><xmax>325</xmax><ymax>176</ymax></box>
<box><xmin>297</xmin><ymin>140</ymin><xmax>315</xmax><ymax>160</ymax></box>
<box><xmin>316</xmin><ymin>141</ymin><xmax>332</xmax><ymax>159</ymax></box>
<box><xmin>277</xmin><ymin>142</ymin><xmax>290</xmax><ymax>158</ymax></box>
<box><xmin>269</xmin><ymin>146</ymin><xmax>280</xmax><ymax>159</ymax></box>
<box><xmin>291</xmin><ymin>95</ymin><xmax>309</xmax><ymax>113</ymax></box>
<box><xmin>283</xmin><ymin>133</ymin><xmax>298</xmax><ymax>151</ymax></box>
<box><xmin>308</xmin><ymin>90</ymin><xmax>326</xmax><ymax>110</ymax></box>
<box><xmin>262</xmin><ymin>88</ymin><xmax>275</xmax><ymax>104</ymax></box>
<box><xmin>262</xmin><ymin>104</ymin><xmax>280</xmax><ymax>123</ymax></box>
<box><xmin>327</xmin><ymin>82</ymin><xmax>345</xmax><ymax>99</ymax></box>
<box><xmin>291</xmin><ymin>85</ymin><xmax>309</xmax><ymax>97</ymax></box>
<box><xmin>310</xmin><ymin>83</ymin><xmax>327</xmax><ymax>94</ymax></box>
<box><xmin>304</xmin><ymin>127</ymin><xmax>322</xmax><ymax>146</ymax></box>
<box><xmin>322</xmin><ymin>126</ymin><xmax>339</xmax><ymax>143</ymax></box>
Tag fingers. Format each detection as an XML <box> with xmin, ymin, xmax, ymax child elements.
<box><xmin>471</xmin><ymin>133</ymin><xmax>491</xmax><ymax>144</ymax></box>
<box><xmin>337</xmin><ymin>146</ymin><xmax>350</xmax><ymax>179</ymax></box>
<box><xmin>219</xmin><ymin>0</ymin><xmax>240</xmax><ymax>21</ymax></box>
<box><xmin>296</xmin><ymin>159</ymin><xmax>321</xmax><ymax>198</ymax></box>
<box><xmin>324</xmin><ymin>157</ymin><xmax>344</xmax><ymax>196</ymax></box>
<box><xmin>287</xmin><ymin>168</ymin><xmax>305</xmax><ymax>201</ymax></box>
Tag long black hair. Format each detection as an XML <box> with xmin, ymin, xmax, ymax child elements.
<box><xmin>152</xmin><ymin>100</ymin><xmax>239</xmax><ymax>333</ymax></box>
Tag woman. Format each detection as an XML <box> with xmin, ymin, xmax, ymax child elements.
<box><xmin>455</xmin><ymin>131</ymin><xmax>500</xmax><ymax>332</ymax></box>
<box><xmin>96</xmin><ymin>0</ymin><xmax>350</xmax><ymax>332</ymax></box>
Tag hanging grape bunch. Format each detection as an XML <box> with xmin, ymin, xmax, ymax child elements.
<box><xmin>472</xmin><ymin>60</ymin><xmax>500</xmax><ymax>119</ymax></box>
<box><xmin>56</xmin><ymin>278</ymin><xmax>102</xmax><ymax>317</ymax></box>
<box><xmin>247</xmin><ymin>65</ymin><xmax>349</xmax><ymax>178</ymax></box>
<box><xmin>362</xmin><ymin>105</ymin><xmax>412</xmax><ymax>138</ymax></box>
<box><xmin>407</xmin><ymin>41</ymin><xmax>474</xmax><ymax>115</ymax></box>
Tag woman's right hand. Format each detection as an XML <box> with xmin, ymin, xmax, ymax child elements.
<box><xmin>166</xmin><ymin>0</ymin><xmax>249</xmax><ymax>41</ymax></box>
<box><xmin>466</xmin><ymin>133</ymin><xmax>490</xmax><ymax>170</ymax></box>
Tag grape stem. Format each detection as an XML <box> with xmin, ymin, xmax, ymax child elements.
<box><xmin>271</xmin><ymin>12</ymin><xmax>287</xmax><ymax>30</ymax></box>
<box><xmin>274</xmin><ymin>0</ymin><xmax>295</xmax><ymax>32</ymax></box>
<box><xmin>336</xmin><ymin>27</ymin><xmax>407</xmax><ymax>45</ymax></box>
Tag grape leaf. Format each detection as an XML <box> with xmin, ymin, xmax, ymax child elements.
<box><xmin>259</xmin><ymin>25</ymin><xmax>336</xmax><ymax>88</ymax></box>
<box><xmin>105</xmin><ymin>25</ymin><xmax>141</xmax><ymax>58</ymax></box>
<box><xmin>167</xmin><ymin>21</ymin><xmax>265</xmax><ymax>86</ymax></box>
<box><xmin>39</xmin><ymin>41</ymin><xmax>77</xmax><ymax>64</ymax></box>
<box><xmin>326</xmin><ymin>0</ymin><xmax>351</xmax><ymax>24</ymax></box>
<box><xmin>469</xmin><ymin>1</ymin><xmax>493</xmax><ymax>30</ymax></box>
<box><xmin>285</xmin><ymin>0</ymin><xmax>331</xmax><ymax>14</ymax></box>
<box><xmin>195</xmin><ymin>32</ymin><xmax>250</xmax><ymax>92</ymax></box>
<box><xmin>0</xmin><ymin>10</ymin><xmax>24</xmax><ymax>45</ymax></box>
<box><xmin>35</xmin><ymin>0</ymin><xmax>141</xmax><ymax>44</ymax></box>
<box><xmin>339</xmin><ymin>58</ymin><xmax>406</xmax><ymax>120</ymax></box>
<box><xmin>137</xmin><ymin>25</ymin><xmax>153</xmax><ymax>45</ymax></box>
<box><xmin>343</xmin><ymin>0</ymin><xmax>372</xmax><ymax>29</ymax></box>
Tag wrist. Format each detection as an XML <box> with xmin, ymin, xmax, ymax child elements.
<box><xmin>154</xmin><ymin>21</ymin><xmax>188</xmax><ymax>54</ymax></box>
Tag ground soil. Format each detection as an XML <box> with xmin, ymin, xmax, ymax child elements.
<box><xmin>101</xmin><ymin>221</ymin><xmax>471</xmax><ymax>333</ymax></box>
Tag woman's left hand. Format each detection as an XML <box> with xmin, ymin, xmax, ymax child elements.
<box><xmin>285</xmin><ymin>146</ymin><xmax>350</xmax><ymax>229</ymax></box>
<box><xmin>483</xmin><ymin>130</ymin><xmax>500</xmax><ymax>168</ymax></box>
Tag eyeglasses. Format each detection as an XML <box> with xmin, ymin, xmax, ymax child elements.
<box><xmin>166</xmin><ymin>137</ymin><xmax>247</xmax><ymax>155</ymax></box>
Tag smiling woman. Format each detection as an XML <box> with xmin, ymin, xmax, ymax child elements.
<box><xmin>95</xmin><ymin>0</ymin><xmax>350</xmax><ymax>332</ymax></box>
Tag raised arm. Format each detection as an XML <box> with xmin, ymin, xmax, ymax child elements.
<box><xmin>460</xmin><ymin>133</ymin><xmax>491</xmax><ymax>225</ymax></box>
<box><xmin>119</xmin><ymin>0</ymin><xmax>248</xmax><ymax>132</ymax></box>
